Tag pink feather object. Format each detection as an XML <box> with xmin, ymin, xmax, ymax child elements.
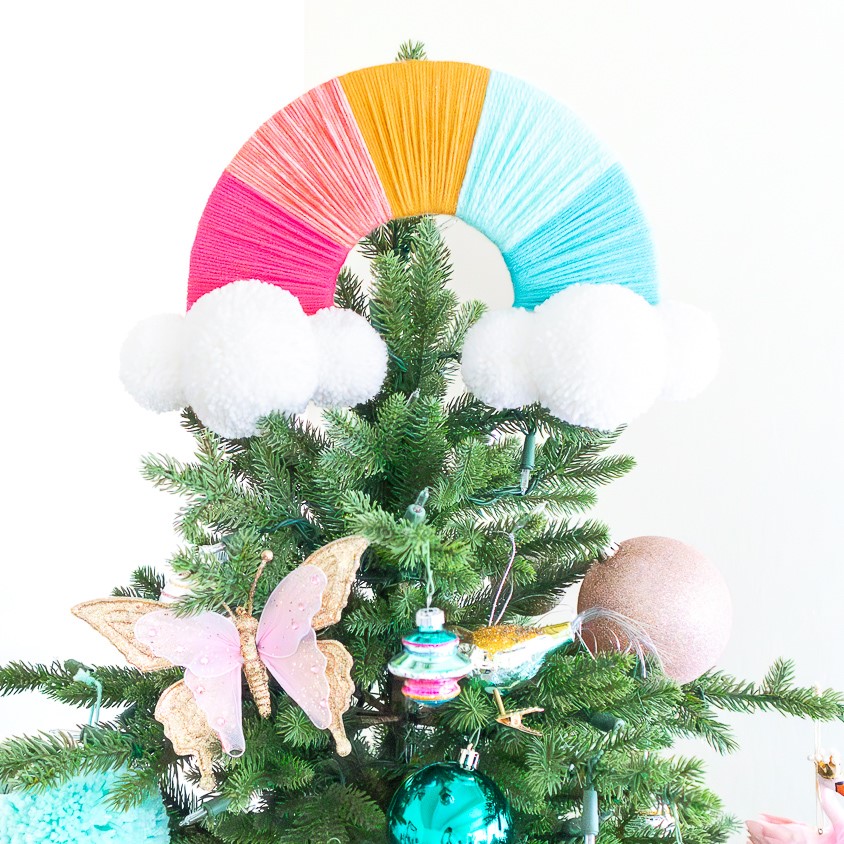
<box><xmin>747</xmin><ymin>755</ymin><xmax>844</xmax><ymax>844</ymax></box>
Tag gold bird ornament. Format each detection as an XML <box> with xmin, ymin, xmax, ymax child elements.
<box><xmin>461</xmin><ymin>609</ymin><xmax>656</xmax><ymax>736</ymax></box>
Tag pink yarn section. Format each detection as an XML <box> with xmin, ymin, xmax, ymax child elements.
<box><xmin>188</xmin><ymin>173</ymin><xmax>348</xmax><ymax>314</ymax></box>
<box><xmin>227</xmin><ymin>78</ymin><xmax>392</xmax><ymax>247</ymax></box>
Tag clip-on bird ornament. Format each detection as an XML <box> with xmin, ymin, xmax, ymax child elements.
<box><xmin>460</xmin><ymin>606</ymin><xmax>656</xmax><ymax>736</ymax></box>
<box><xmin>460</xmin><ymin>622</ymin><xmax>575</xmax><ymax>735</ymax></box>
<box><xmin>72</xmin><ymin>536</ymin><xmax>367</xmax><ymax>789</ymax></box>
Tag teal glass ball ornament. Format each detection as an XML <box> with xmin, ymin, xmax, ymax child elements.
<box><xmin>387</xmin><ymin>746</ymin><xmax>513</xmax><ymax>844</ymax></box>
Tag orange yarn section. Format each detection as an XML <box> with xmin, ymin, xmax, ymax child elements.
<box><xmin>339</xmin><ymin>62</ymin><xmax>490</xmax><ymax>218</ymax></box>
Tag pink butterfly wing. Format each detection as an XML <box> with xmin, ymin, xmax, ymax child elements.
<box><xmin>256</xmin><ymin>565</ymin><xmax>327</xmax><ymax>658</ymax></box>
<box><xmin>260</xmin><ymin>630</ymin><xmax>331</xmax><ymax>729</ymax></box>
<box><xmin>256</xmin><ymin>564</ymin><xmax>331</xmax><ymax>728</ymax></box>
<box><xmin>135</xmin><ymin>609</ymin><xmax>243</xmax><ymax>677</ymax></box>
<box><xmin>184</xmin><ymin>666</ymin><xmax>245</xmax><ymax>756</ymax></box>
<box><xmin>135</xmin><ymin>609</ymin><xmax>246</xmax><ymax>756</ymax></box>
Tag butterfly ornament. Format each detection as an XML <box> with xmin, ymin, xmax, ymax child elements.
<box><xmin>72</xmin><ymin>535</ymin><xmax>367</xmax><ymax>788</ymax></box>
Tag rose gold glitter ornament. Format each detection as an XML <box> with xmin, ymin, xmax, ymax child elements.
<box><xmin>577</xmin><ymin>536</ymin><xmax>731</xmax><ymax>684</ymax></box>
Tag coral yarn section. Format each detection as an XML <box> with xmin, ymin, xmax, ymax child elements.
<box><xmin>188</xmin><ymin>172</ymin><xmax>347</xmax><ymax>314</ymax></box>
<box><xmin>339</xmin><ymin>61</ymin><xmax>490</xmax><ymax>218</ymax></box>
<box><xmin>227</xmin><ymin>79</ymin><xmax>391</xmax><ymax>247</ymax></box>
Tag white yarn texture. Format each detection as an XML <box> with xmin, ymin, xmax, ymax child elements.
<box><xmin>119</xmin><ymin>314</ymin><xmax>186</xmax><ymax>412</ymax></box>
<box><xmin>120</xmin><ymin>280</ymin><xmax>389</xmax><ymax>438</ymax></box>
<box><xmin>461</xmin><ymin>283</ymin><xmax>719</xmax><ymax>429</ymax></box>
<box><xmin>121</xmin><ymin>279</ymin><xmax>717</xmax><ymax>436</ymax></box>
<box><xmin>182</xmin><ymin>281</ymin><xmax>317</xmax><ymax>438</ymax></box>
<box><xmin>310</xmin><ymin>308</ymin><xmax>388</xmax><ymax>407</ymax></box>
<box><xmin>461</xmin><ymin>308</ymin><xmax>536</xmax><ymax>409</ymax></box>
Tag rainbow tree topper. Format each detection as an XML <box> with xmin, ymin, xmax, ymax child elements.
<box><xmin>120</xmin><ymin>60</ymin><xmax>718</xmax><ymax>438</ymax></box>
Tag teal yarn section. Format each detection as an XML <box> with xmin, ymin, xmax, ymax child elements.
<box><xmin>505</xmin><ymin>164</ymin><xmax>658</xmax><ymax>308</ymax></box>
<box><xmin>456</xmin><ymin>70</ymin><xmax>657</xmax><ymax>308</ymax></box>
<box><xmin>0</xmin><ymin>769</ymin><xmax>171</xmax><ymax>843</ymax></box>
<box><xmin>457</xmin><ymin>71</ymin><xmax>616</xmax><ymax>254</ymax></box>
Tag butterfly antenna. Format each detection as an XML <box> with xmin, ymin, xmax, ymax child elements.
<box><xmin>247</xmin><ymin>550</ymin><xmax>274</xmax><ymax>615</ymax></box>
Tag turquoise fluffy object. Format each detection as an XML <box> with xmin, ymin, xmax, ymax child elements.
<box><xmin>0</xmin><ymin>769</ymin><xmax>170</xmax><ymax>843</ymax></box>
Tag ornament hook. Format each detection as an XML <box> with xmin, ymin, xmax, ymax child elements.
<box><xmin>66</xmin><ymin>661</ymin><xmax>103</xmax><ymax>727</ymax></box>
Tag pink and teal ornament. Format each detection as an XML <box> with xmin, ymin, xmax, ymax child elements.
<box><xmin>388</xmin><ymin>607</ymin><xmax>472</xmax><ymax>705</ymax></box>
<box><xmin>387</xmin><ymin>745</ymin><xmax>513</xmax><ymax>844</ymax></box>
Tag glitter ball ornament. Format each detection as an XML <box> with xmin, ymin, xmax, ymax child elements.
<box><xmin>0</xmin><ymin>769</ymin><xmax>170</xmax><ymax>843</ymax></box>
<box><xmin>387</xmin><ymin>745</ymin><xmax>514</xmax><ymax>844</ymax></box>
<box><xmin>577</xmin><ymin>536</ymin><xmax>732</xmax><ymax>684</ymax></box>
<box><xmin>388</xmin><ymin>607</ymin><xmax>473</xmax><ymax>705</ymax></box>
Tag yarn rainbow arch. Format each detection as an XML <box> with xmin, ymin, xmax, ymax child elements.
<box><xmin>121</xmin><ymin>59</ymin><xmax>717</xmax><ymax>440</ymax></box>
<box><xmin>188</xmin><ymin>61</ymin><xmax>657</xmax><ymax>315</ymax></box>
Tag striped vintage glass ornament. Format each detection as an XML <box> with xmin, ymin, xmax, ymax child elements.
<box><xmin>387</xmin><ymin>607</ymin><xmax>472</xmax><ymax>706</ymax></box>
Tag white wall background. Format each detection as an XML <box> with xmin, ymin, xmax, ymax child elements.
<box><xmin>1</xmin><ymin>1</ymin><xmax>843</xmax><ymax>838</ymax></box>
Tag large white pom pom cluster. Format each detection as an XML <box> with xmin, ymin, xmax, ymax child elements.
<box><xmin>120</xmin><ymin>280</ymin><xmax>388</xmax><ymax>438</ymax></box>
<box><xmin>461</xmin><ymin>284</ymin><xmax>719</xmax><ymax>430</ymax></box>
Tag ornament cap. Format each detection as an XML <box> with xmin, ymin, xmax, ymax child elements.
<box><xmin>415</xmin><ymin>606</ymin><xmax>445</xmax><ymax>630</ymax></box>
<box><xmin>458</xmin><ymin>743</ymin><xmax>480</xmax><ymax>771</ymax></box>
<box><xmin>598</xmin><ymin>541</ymin><xmax>620</xmax><ymax>562</ymax></box>
<box><xmin>815</xmin><ymin>752</ymin><xmax>841</xmax><ymax>780</ymax></box>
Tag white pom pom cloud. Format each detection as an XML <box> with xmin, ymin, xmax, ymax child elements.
<box><xmin>120</xmin><ymin>280</ymin><xmax>388</xmax><ymax>438</ymax></box>
<box><xmin>121</xmin><ymin>279</ymin><xmax>715</xmax><ymax>437</ymax></box>
<box><xmin>461</xmin><ymin>283</ymin><xmax>719</xmax><ymax>430</ymax></box>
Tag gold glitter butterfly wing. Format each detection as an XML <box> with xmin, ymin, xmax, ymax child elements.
<box><xmin>71</xmin><ymin>598</ymin><xmax>173</xmax><ymax>672</ymax></box>
<box><xmin>156</xmin><ymin>680</ymin><xmax>219</xmax><ymax>790</ymax></box>
<box><xmin>304</xmin><ymin>535</ymin><xmax>368</xmax><ymax>630</ymax></box>
<box><xmin>317</xmin><ymin>639</ymin><xmax>355</xmax><ymax>757</ymax></box>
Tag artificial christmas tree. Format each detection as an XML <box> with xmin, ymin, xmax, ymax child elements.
<box><xmin>1</xmin><ymin>43</ymin><xmax>842</xmax><ymax>844</ymax></box>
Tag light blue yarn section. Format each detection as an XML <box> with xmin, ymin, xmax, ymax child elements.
<box><xmin>456</xmin><ymin>70</ymin><xmax>657</xmax><ymax>308</ymax></box>
<box><xmin>0</xmin><ymin>769</ymin><xmax>171</xmax><ymax>843</ymax></box>
<box><xmin>505</xmin><ymin>163</ymin><xmax>658</xmax><ymax>308</ymax></box>
<box><xmin>457</xmin><ymin>71</ymin><xmax>616</xmax><ymax>254</ymax></box>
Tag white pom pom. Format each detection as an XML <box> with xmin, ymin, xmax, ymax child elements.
<box><xmin>119</xmin><ymin>314</ymin><xmax>186</xmax><ymax>412</ymax></box>
<box><xmin>658</xmin><ymin>301</ymin><xmax>720</xmax><ymax>401</ymax></box>
<box><xmin>532</xmin><ymin>284</ymin><xmax>667</xmax><ymax>429</ymax></box>
<box><xmin>461</xmin><ymin>308</ymin><xmax>538</xmax><ymax>408</ymax></box>
<box><xmin>182</xmin><ymin>280</ymin><xmax>317</xmax><ymax>438</ymax></box>
<box><xmin>310</xmin><ymin>308</ymin><xmax>388</xmax><ymax>407</ymax></box>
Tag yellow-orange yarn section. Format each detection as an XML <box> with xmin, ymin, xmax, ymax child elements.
<box><xmin>339</xmin><ymin>61</ymin><xmax>490</xmax><ymax>218</ymax></box>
